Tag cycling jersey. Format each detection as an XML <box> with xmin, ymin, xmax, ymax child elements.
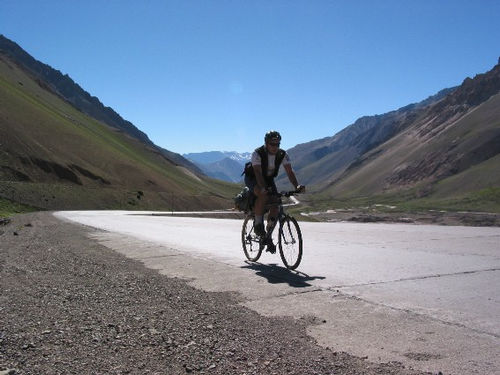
<box><xmin>251</xmin><ymin>146</ymin><xmax>290</xmax><ymax>177</ymax></box>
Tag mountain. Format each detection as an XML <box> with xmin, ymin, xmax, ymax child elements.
<box><xmin>0</xmin><ymin>35</ymin><xmax>236</xmax><ymax>211</ymax></box>
<box><xmin>184</xmin><ymin>151</ymin><xmax>251</xmax><ymax>182</ymax></box>
<box><xmin>283</xmin><ymin>87</ymin><xmax>456</xmax><ymax>187</ymax></box>
<box><xmin>6</xmin><ymin>30</ymin><xmax>496</xmax><ymax>213</ymax></box>
<box><xmin>289</xmin><ymin>59</ymin><xmax>500</xmax><ymax>212</ymax></box>
<box><xmin>197</xmin><ymin>158</ymin><xmax>244</xmax><ymax>183</ymax></box>
<box><xmin>0</xmin><ymin>35</ymin><xmax>201</xmax><ymax>175</ymax></box>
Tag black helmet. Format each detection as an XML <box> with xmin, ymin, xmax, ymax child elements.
<box><xmin>265</xmin><ymin>130</ymin><xmax>282</xmax><ymax>143</ymax></box>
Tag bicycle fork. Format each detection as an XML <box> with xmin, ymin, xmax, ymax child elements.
<box><xmin>280</xmin><ymin>216</ymin><xmax>298</xmax><ymax>245</ymax></box>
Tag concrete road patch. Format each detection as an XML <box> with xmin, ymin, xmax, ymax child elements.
<box><xmin>57</xmin><ymin>212</ymin><xmax>500</xmax><ymax>374</ymax></box>
<box><xmin>88</xmin><ymin>229</ymin><xmax>499</xmax><ymax>375</ymax></box>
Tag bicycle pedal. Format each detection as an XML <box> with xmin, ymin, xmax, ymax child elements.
<box><xmin>266</xmin><ymin>243</ymin><xmax>276</xmax><ymax>254</ymax></box>
<box><xmin>259</xmin><ymin>238</ymin><xmax>266</xmax><ymax>250</ymax></box>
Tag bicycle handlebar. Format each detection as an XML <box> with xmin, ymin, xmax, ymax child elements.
<box><xmin>275</xmin><ymin>190</ymin><xmax>300</xmax><ymax>198</ymax></box>
<box><xmin>261</xmin><ymin>189</ymin><xmax>302</xmax><ymax>209</ymax></box>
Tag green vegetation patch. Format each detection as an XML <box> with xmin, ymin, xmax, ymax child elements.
<box><xmin>305</xmin><ymin>185</ymin><xmax>500</xmax><ymax>215</ymax></box>
<box><xmin>412</xmin><ymin>187</ymin><xmax>500</xmax><ymax>213</ymax></box>
<box><xmin>0</xmin><ymin>197</ymin><xmax>39</xmax><ymax>218</ymax></box>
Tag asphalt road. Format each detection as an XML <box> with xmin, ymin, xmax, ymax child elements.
<box><xmin>56</xmin><ymin>211</ymin><xmax>500</xmax><ymax>374</ymax></box>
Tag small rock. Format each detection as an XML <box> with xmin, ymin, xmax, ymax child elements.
<box><xmin>0</xmin><ymin>369</ymin><xmax>17</xmax><ymax>375</ymax></box>
<box><xmin>149</xmin><ymin>328</ymin><xmax>160</xmax><ymax>335</ymax></box>
<box><xmin>184</xmin><ymin>340</ymin><xmax>196</xmax><ymax>348</ymax></box>
<box><xmin>13</xmin><ymin>232</ymin><xmax>18</xmax><ymax>236</ymax></box>
<box><xmin>0</xmin><ymin>217</ymin><xmax>11</xmax><ymax>226</ymax></box>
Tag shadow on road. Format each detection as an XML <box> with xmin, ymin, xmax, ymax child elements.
<box><xmin>241</xmin><ymin>261</ymin><xmax>325</xmax><ymax>288</ymax></box>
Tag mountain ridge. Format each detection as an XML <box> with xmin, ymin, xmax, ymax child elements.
<box><xmin>197</xmin><ymin>157</ymin><xmax>245</xmax><ymax>183</ymax></box>
<box><xmin>0</xmin><ymin>34</ymin><xmax>201</xmax><ymax>175</ymax></box>
<box><xmin>284</xmin><ymin>87</ymin><xmax>457</xmax><ymax>187</ymax></box>
<box><xmin>2</xmin><ymin>33</ymin><xmax>498</xmax><ymax>213</ymax></box>
<box><xmin>184</xmin><ymin>151</ymin><xmax>251</xmax><ymax>182</ymax></box>
<box><xmin>0</xmin><ymin>36</ymin><xmax>235</xmax><ymax>211</ymax></box>
<box><xmin>294</xmin><ymin>58</ymin><xmax>500</xmax><ymax>212</ymax></box>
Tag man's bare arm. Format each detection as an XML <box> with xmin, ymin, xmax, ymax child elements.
<box><xmin>252</xmin><ymin>164</ymin><xmax>267</xmax><ymax>193</ymax></box>
<box><xmin>284</xmin><ymin>164</ymin><xmax>300</xmax><ymax>189</ymax></box>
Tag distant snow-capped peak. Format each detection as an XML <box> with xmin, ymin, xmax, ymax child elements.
<box><xmin>226</xmin><ymin>152</ymin><xmax>252</xmax><ymax>163</ymax></box>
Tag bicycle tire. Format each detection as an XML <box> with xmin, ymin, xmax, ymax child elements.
<box><xmin>241</xmin><ymin>216</ymin><xmax>263</xmax><ymax>262</ymax></box>
<box><xmin>278</xmin><ymin>215</ymin><xmax>303</xmax><ymax>270</ymax></box>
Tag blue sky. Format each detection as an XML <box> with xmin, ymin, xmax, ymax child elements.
<box><xmin>1</xmin><ymin>1</ymin><xmax>499</xmax><ymax>154</ymax></box>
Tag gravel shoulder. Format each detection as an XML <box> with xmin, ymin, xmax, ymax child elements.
<box><xmin>1</xmin><ymin>212</ymin><xmax>426</xmax><ymax>375</ymax></box>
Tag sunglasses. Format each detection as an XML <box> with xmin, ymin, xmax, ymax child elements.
<box><xmin>268</xmin><ymin>142</ymin><xmax>280</xmax><ymax>147</ymax></box>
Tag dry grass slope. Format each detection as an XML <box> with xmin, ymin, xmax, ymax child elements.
<box><xmin>0</xmin><ymin>55</ymin><xmax>238</xmax><ymax>212</ymax></box>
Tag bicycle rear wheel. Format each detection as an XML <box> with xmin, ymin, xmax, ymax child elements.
<box><xmin>241</xmin><ymin>216</ymin><xmax>263</xmax><ymax>262</ymax></box>
<box><xmin>278</xmin><ymin>216</ymin><xmax>302</xmax><ymax>270</ymax></box>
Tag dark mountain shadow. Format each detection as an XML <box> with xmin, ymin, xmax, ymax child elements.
<box><xmin>241</xmin><ymin>262</ymin><xmax>325</xmax><ymax>288</ymax></box>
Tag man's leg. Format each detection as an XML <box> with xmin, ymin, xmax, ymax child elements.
<box><xmin>266</xmin><ymin>206</ymin><xmax>279</xmax><ymax>233</ymax></box>
<box><xmin>265</xmin><ymin>180</ymin><xmax>279</xmax><ymax>234</ymax></box>
<box><xmin>253</xmin><ymin>187</ymin><xmax>267</xmax><ymax>236</ymax></box>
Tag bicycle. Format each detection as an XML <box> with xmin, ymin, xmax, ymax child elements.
<box><xmin>241</xmin><ymin>190</ymin><xmax>303</xmax><ymax>270</ymax></box>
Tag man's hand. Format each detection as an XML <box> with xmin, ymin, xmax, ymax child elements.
<box><xmin>295</xmin><ymin>185</ymin><xmax>306</xmax><ymax>193</ymax></box>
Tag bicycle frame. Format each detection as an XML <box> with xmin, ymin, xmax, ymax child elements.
<box><xmin>247</xmin><ymin>191</ymin><xmax>291</xmax><ymax>233</ymax></box>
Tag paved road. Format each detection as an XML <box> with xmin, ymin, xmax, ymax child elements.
<box><xmin>56</xmin><ymin>211</ymin><xmax>500</xmax><ymax>374</ymax></box>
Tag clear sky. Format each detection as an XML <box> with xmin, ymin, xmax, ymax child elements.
<box><xmin>1</xmin><ymin>1</ymin><xmax>499</xmax><ymax>154</ymax></box>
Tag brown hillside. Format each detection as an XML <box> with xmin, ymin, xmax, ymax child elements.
<box><xmin>0</xmin><ymin>53</ymin><xmax>235</xmax><ymax>211</ymax></box>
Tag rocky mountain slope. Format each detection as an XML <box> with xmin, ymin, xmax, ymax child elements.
<box><xmin>284</xmin><ymin>87</ymin><xmax>456</xmax><ymax>187</ymax></box>
<box><xmin>0</xmin><ymin>34</ymin><xmax>201</xmax><ymax>174</ymax></box>
<box><xmin>285</xmin><ymin>59</ymin><xmax>500</xmax><ymax>211</ymax></box>
<box><xmin>0</xmin><ymin>36</ymin><xmax>235</xmax><ymax>211</ymax></box>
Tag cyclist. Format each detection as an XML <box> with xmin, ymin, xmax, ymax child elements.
<box><xmin>244</xmin><ymin>130</ymin><xmax>305</xmax><ymax>243</ymax></box>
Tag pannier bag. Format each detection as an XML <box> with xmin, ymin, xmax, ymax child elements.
<box><xmin>234</xmin><ymin>187</ymin><xmax>254</xmax><ymax>212</ymax></box>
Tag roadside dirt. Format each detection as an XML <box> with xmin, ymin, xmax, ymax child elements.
<box><xmin>145</xmin><ymin>207</ymin><xmax>500</xmax><ymax>227</ymax></box>
<box><xmin>0</xmin><ymin>212</ymin><xmax>427</xmax><ymax>375</ymax></box>
<box><xmin>301</xmin><ymin>209</ymin><xmax>500</xmax><ymax>227</ymax></box>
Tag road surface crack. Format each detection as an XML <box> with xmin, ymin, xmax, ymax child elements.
<box><xmin>333</xmin><ymin>267</ymin><xmax>500</xmax><ymax>288</ymax></box>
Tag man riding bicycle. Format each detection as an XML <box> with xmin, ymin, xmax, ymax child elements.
<box><xmin>244</xmin><ymin>130</ymin><xmax>305</xmax><ymax>241</ymax></box>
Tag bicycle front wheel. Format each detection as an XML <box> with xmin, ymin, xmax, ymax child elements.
<box><xmin>278</xmin><ymin>216</ymin><xmax>303</xmax><ymax>270</ymax></box>
<box><xmin>241</xmin><ymin>216</ymin><xmax>263</xmax><ymax>262</ymax></box>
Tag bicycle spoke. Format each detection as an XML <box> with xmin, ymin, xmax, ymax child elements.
<box><xmin>283</xmin><ymin>221</ymin><xmax>296</xmax><ymax>244</ymax></box>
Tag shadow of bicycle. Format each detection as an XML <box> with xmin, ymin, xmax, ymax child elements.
<box><xmin>241</xmin><ymin>261</ymin><xmax>325</xmax><ymax>288</ymax></box>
